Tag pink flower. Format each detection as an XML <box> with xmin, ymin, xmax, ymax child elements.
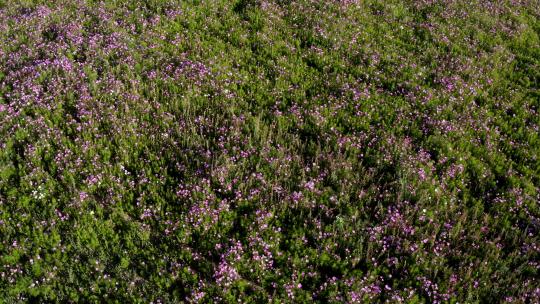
<box><xmin>418</xmin><ymin>168</ymin><xmax>426</xmax><ymax>181</ymax></box>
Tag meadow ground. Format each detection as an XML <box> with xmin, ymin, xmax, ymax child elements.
<box><xmin>0</xmin><ymin>0</ymin><xmax>539</xmax><ymax>302</ymax></box>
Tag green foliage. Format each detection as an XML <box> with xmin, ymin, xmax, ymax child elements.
<box><xmin>0</xmin><ymin>0</ymin><xmax>539</xmax><ymax>303</ymax></box>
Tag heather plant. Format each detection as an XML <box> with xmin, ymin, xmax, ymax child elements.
<box><xmin>0</xmin><ymin>0</ymin><xmax>539</xmax><ymax>303</ymax></box>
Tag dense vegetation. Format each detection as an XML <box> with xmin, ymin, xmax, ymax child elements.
<box><xmin>0</xmin><ymin>0</ymin><xmax>539</xmax><ymax>302</ymax></box>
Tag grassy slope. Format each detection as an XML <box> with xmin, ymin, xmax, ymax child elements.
<box><xmin>0</xmin><ymin>0</ymin><xmax>539</xmax><ymax>302</ymax></box>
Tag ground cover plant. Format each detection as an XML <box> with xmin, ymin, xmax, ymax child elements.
<box><xmin>0</xmin><ymin>0</ymin><xmax>539</xmax><ymax>303</ymax></box>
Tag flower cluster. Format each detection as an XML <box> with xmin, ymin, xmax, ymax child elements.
<box><xmin>0</xmin><ymin>0</ymin><xmax>539</xmax><ymax>303</ymax></box>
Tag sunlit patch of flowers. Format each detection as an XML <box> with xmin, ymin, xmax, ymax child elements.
<box><xmin>0</xmin><ymin>0</ymin><xmax>539</xmax><ymax>302</ymax></box>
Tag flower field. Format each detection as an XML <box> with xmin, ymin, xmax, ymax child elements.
<box><xmin>0</xmin><ymin>0</ymin><xmax>539</xmax><ymax>302</ymax></box>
